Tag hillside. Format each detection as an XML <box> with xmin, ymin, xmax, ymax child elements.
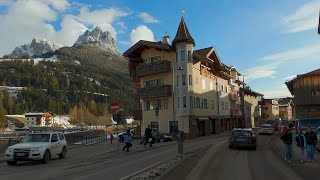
<box><xmin>0</xmin><ymin>45</ymin><xmax>134</xmax><ymax>126</ymax></box>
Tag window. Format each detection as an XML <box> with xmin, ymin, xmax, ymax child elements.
<box><xmin>190</xmin><ymin>96</ymin><xmax>193</xmax><ymax>108</ymax></box>
<box><xmin>149</xmin><ymin>56</ymin><xmax>161</xmax><ymax>63</ymax></box>
<box><xmin>176</xmin><ymin>52</ymin><xmax>178</xmax><ymax>63</ymax></box>
<box><xmin>178</xmin><ymin>97</ymin><xmax>180</xmax><ymax>108</ymax></box>
<box><xmin>202</xmin><ymin>99</ymin><xmax>208</xmax><ymax>109</ymax></box>
<box><xmin>181</xmin><ymin>50</ymin><xmax>185</xmax><ymax>61</ymax></box>
<box><xmin>276</xmin><ymin>107</ymin><xmax>279</xmax><ymax>110</ymax></box>
<box><xmin>51</xmin><ymin>134</ymin><xmax>58</xmax><ymax>142</ymax></box>
<box><xmin>144</xmin><ymin>78</ymin><xmax>164</xmax><ymax>88</ymax></box>
<box><xmin>183</xmin><ymin>96</ymin><xmax>187</xmax><ymax>108</ymax></box>
<box><xmin>195</xmin><ymin>98</ymin><xmax>200</xmax><ymax>108</ymax></box>
<box><xmin>169</xmin><ymin>121</ymin><xmax>178</xmax><ymax>133</ymax></box>
<box><xmin>210</xmin><ymin>82</ymin><xmax>213</xmax><ymax>90</ymax></box>
<box><xmin>150</xmin><ymin>122</ymin><xmax>159</xmax><ymax>131</ymax></box>
<box><xmin>226</xmin><ymin>86</ymin><xmax>228</xmax><ymax>93</ymax></box>
<box><xmin>188</xmin><ymin>51</ymin><xmax>192</xmax><ymax>62</ymax></box>
<box><xmin>221</xmin><ymin>102</ymin><xmax>225</xmax><ymax>110</ymax></box>
<box><xmin>225</xmin><ymin>103</ymin><xmax>228</xmax><ymax>110</ymax></box>
<box><xmin>177</xmin><ymin>75</ymin><xmax>179</xmax><ymax>86</ymax></box>
<box><xmin>145</xmin><ymin>99</ymin><xmax>168</xmax><ymax>110</ymax></box>
<box><xmin>211</xmin><ymin>100</ymin><xmax>214</xmax><ymax>109</ymax></box>
<box><xmin>202</xmin><ymin>79</ymin><xmax>206</xmax><ymax>90</ymax></box>
<box><xmin>221</xmin><ymin>85</ymin><xmax>224</xmax><ymax>92</ymax></box>
<box><xmin>182</xmin><ymin>75</ymin><xmax>186</xmax><ymax>85</ymax></box>
<box><xmin>189</xmin><ymin>75</ymin><xmax>192</xmax><ymax>86</ymax></box>
<box><xmin>58</xmin><ymin>133</ymin><xmax>65</xmax><ymax>140</ymax></box>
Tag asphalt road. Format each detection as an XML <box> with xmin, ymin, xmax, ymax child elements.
<box><xmin>185</xmin><ymin>135</ymin><xmax>304</xmax><ymax>180</ymax></box>
<box><xmin>0</xmin><ymin>135</ymin><xmax>227</xmax><ymax>180</ymax></box>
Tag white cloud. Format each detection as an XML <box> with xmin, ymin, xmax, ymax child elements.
<box><xmin>282</xmin><ymin>75</ymin><xmax>296</xmax><ymax>81</ymax></box>
<box><xmin>117</xmin><ymin>21</ymin><xmax>126</xmax><ymax>29</ymax></box>
<box><xmin>0</xmin><ymin>0</ymin><xmax>130</xmax><ymax>56</ymax></box>
<box><xmin>260</xmin><ymin>44</ymin><xmax>320</xmax><ymax>61</ymax></box>
<box><xmin>139</xmin><ymin>12</ymin><xmax>159</xmax><ymax>23</ymax></box>
<box><xmin>130</xmin><ymin>25</ymin><xmax>156</xmax><ymax>45</ymax></box>
<box><xmin>284</xmin><ymin>0</ymin><xmax>320</xmax><ymax>33</ymax></box>
<box><xmin>242</xmin><ymin>62</ymin><xmax>280</xmax><ymax>81</ymax></box>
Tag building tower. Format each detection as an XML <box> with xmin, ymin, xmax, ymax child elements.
<box><xmin>172</xmin><ymin>15</ymin><xmax>195</xmax><ymax>132</ymax></box>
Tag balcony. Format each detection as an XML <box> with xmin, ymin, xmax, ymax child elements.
<box><xmin>230</xmin><ymin>108</ymin><xmax>241</xmax><ymax>116</ymax></box>
<box><xmin>136</xmin><ymin>60</ymin><xmax>171</xmax><ymax>77</ymax></box>
<box><xmin>137</xmin><ymin>85</ymin><xmax>172</xmax><ymax>99</ymax></box>
<box><xmin>200</xmin><ymin>67</ymin><xmax>216</xmax><ymax>79</ymax></box>
<box><xmin>229</xmin><ymin>93</ymin><xmax>240</xmax><ymax>101</ymax></box>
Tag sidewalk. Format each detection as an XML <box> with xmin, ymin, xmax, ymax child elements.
<box><xmin>271</xmin><ymin>133</ymin><xmax>320</xmax><ymax>179</ymax></box>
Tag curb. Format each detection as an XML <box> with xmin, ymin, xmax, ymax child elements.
<box><xmin>119</xmin><ymin>160</ymin><xmax>166</xmax><ymax>180</ymax></box>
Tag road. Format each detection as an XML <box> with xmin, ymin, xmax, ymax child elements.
<box><xmin>0</xmin><ymin>135</ymin><xmax>227</xmax><ymax>180</ymax></box>
<box><xmin>172</xmin><ymin>135</ymin><xmax>305</xmax><ymax>180</ymax></box>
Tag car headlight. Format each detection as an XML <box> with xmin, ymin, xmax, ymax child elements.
<box><xmin>31</xmin><ymin>147</ymin><xmax>43</xmax><ymax>152</ymax></box>
<box><xmin>6</xmin><ymin>148</ymin><xmax>13</xmax><ymax>153</ymax></box>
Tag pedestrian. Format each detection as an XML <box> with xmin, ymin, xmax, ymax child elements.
<box><xmin>295</xmin><ymin>129</ymin><xmax>306</xmax><ymax>162</ymax></box>
<box><xmin>122</xmin><ymin>130</ymin><xmax>132</xmax><ymax>152</ymax></box>
<box><xmin>305</xmin><ymin>128</ymin><xmax>317</xmax><ymax>162</ymax></box>
<box><xmin>110</xmin><ymin>132</ymin><xmax>114</xmax><ymax>144</ymax></box>
<box><xmin>144</xmin><ymin>125</ymin><xmax>153</xmax><ymax>147</ymax></box>
<box><xmin>281</xmin><ymin>128</ymin><xmax>293</xmax><ymax>162</ymax></box>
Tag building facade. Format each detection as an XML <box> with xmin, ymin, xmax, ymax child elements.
<box><xmin>24</xmin><ymin>112</ymin><xmax>54</xmax><ymax>127</ymax></box>
<box><xmin>125</xmin><ymin>16</ymin><xmax>246</xmax><ymax>138</ymax></box>
<box><xmin>242</xmin><ymin>88</ymin><xmax>263</xmax><ymax>128</ymax></box>
<box><xmin>286</xmin><ymin>69</ymin><xmax>320</xmax><ymax>119</ymax></box>
<box><xmin>278</xmin><ymin>97</ymin><xmax>294</xmax><ymax>120</ymax></box>
<box><xmin>260</xmin><ymin>99</ymin><xmax>279</xmax><ymax>121</ymax></box>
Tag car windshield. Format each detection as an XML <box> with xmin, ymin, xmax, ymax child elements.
<box><xmin>232</xmin><ymin>131</ymin><xmax>252</xmax><ymax>137</ymax></box>
<box><xmin>21</xmin><ymin>134</ymin><xmax>50</xmax><ymax>143</ymax></box>
<box><xmin>261</xmin><ymin>125</ymin><xmax>271</xmax><ymax>128</ymax></box>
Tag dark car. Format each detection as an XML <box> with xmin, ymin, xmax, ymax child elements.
<box><xmin>228</xmin><ymin>128</ymin><xmax>257</xmax><ymax>150</ymax></box>
<box><xmin>155</xmin><ymin>134</ymin><xmax>173</xmax><ymax>143</ymax></box>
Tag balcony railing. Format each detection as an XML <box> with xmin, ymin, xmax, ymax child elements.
<box><xmin>230</xmin><ymin>108</ymin><xmax>241</xmax><ymax>116</ymax></box>
<box><xmin>229</xmin><ymin>93</ymin><xmax>240</xmax><ymax>101</ymax></box>
<box><xmin>137</xmin><ymin>85</ymin><xmax>172</xmax><ymax>99</ymax></box>
<box><xmin>136</xmin><ymin>60</ymin><xmax>171</xmax><ymax>77</ymax></box>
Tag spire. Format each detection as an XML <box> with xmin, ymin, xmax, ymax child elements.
<box><xmin>172</xmin><ymin>16</ymin><xmax>195</xmax><ymax>47</ymax></box>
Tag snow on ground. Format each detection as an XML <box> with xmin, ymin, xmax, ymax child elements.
<box><xmin>33</xmin><ymin>55</ymin><xmax>59</xmax><ymax>65</ymax></box>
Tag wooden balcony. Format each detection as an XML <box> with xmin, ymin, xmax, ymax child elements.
<box><xmin>137</xmin><ymin>85</ymin><xmax>172</xmax><ymax>99</ymax></box>
<box><xmin>229</xmin><ymin>93</ymin><xmax>240</xmax><ymax>101</ymax></box>
<box><xmin>230</xmin><ymin>108</ymin><xmax>241</xmax><ymax>116</ymax></box>
<box><xmin>136</xmin><ymin>60</ymin><xmax>171</xmax><ymax>77</ymax></box>
<box><xmin>200</xmin><ymin>67</ymin><xmax>216</xmax><ymax>79</ymax></box>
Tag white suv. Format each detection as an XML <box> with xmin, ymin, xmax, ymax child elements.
<box><xmin>5</xmin><ymin>132</ymin><xmax>67</xmax><ymax>165</ymax></box>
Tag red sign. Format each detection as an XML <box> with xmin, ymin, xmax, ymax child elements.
<box><xmin>111</xmin><ymin>101</ymin><xmax>120</xmax><ymax>114</ymax></box>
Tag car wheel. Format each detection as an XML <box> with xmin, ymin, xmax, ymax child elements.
<box><xmin>59</xmin><ymin>147</ymin><xmax>67</xmax><ymax>159</ymax></box>
<box><xmin>41</xmin><ymin>150</ymin><xmax>51</xmax><ymax>164</ymax></box>
<box><xmin>7</xmin><ymin>161</ymin><xmax>17</xmax><ymax>165</ymax></box>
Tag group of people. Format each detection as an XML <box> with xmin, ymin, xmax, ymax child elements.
<box><xmin>281</xmin><ymin>125</ymin><xmax>317</xmax><ymax>163</ymax></box>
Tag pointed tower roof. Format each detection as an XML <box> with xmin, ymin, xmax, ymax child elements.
<box><xmin>172</xmin><ymin>16</ymin><xmax>195</xmax><ymax>46</ymax></box>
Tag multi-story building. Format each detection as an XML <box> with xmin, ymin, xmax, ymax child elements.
<box><xmin>260</xmin><ymin>99</ymin><xmax>279</xmax><ymax>121</ymax></box>
<box><xmin>125</xmin><ymin>16</ymin><xmax>244</xmax><ymax>138</ymax></box>
<box><xmin>278</xmin><ymin>97</ymin><xmax>295</xmax><ymax>120</ymax></box>
<box><xmin>242</xmin><ymin>88</ymin><xmax>263</xmax><ymax>128</ymax></box>
<box><xmin>286</xmin><ymin>69</ymin><xmax>320</xmax><ymax>119</ymax></box>
<box><xmin>24</xmin><ymin>112</ymin><xmax>54</xmax><ymax>127</ymax></box>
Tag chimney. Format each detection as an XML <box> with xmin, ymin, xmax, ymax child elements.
<box><xmin>162</xmin><ymin>35</ymin><xmax>170</xmax><ymax>44</ymax></box>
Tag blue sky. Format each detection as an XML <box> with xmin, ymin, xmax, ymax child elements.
<box><xmin>0</xmin><ymin>0</ymin><xmax>320</xmax><ymax>98</ymax></box>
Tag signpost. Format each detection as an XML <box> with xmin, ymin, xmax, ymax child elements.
<box><xmin>111</xmin><ymin>101</ymin><xmax>120</xmax><ymax>150</ymax></box>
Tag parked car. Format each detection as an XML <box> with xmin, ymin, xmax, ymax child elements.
<box><xmin>316</xmin><ymin>133</ymin><xmax>320</xmax><ymax>152</ymax></box>
<box><xmin>228</xmin><ymin>128</ymin><xmax>257</xmax><ymax>150</ymax></box>
<box><xmin>5</xmin><ymin>132</ymin><xmax>67</xmax><ymax>165</ymax></box>
<box><xmin>258</xmin><ymin>124</ymin><xmax>275</xmax><ymax>135</ymax></box>
<box><xmin>154</xmin><ymin>133</ymin><xmax>173</xmax><ymax>143</ymax></box>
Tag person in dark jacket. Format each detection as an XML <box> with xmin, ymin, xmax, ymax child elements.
<box><xmin>295</xmin><ymin>129</ymin><xmax>306</xmax><ymax>162</ymax></box>
<box><xmin>144</xmin><ymin>125</ymin><xmax>153</xmax><ymax>147</ymax></box>
<box><xmin>122</xmin><ymin>130</ymin><xmax>132</xmax><ymax>152</ymax></box>
<box><xmin>281</xmin><ymin>128</ymin><xmax>293</xmax><ymax>162</ymax></box>
<box><xmin>305</xmin><ymin>128</ymin><xmax>317</xmax><ymax>162</ymax></box>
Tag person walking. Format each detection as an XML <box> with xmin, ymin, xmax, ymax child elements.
<box><xmin>110</xmin><ymin>132</ymin><xmax>114</xmax><ymax>144</ymax></box>
<box><xmin>305</xmin><ymin>128</ymin><xmax>317</xmax><ymax>162</ymax></box>
<box><xmin>281</xmin><ymin>128</ymin><xmax>293</xmax><ymax>162</ymax></box>
<box><xmin>122</xmin><ymin>130</ymin><xmax>132</xmax><ymax>152</ymax></box>
<box><xmin>144</xmin><ymin>125</ymin><xmax>153</xmax><ymax>147</ymax></box>
<box><xmin>295</xmin><ymin>129</ymin><xmax>306</xmax><ymax>162</ymax></box>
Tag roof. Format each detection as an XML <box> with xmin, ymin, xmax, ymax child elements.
<box><xmin>172</xmin><ymin>16</ymin><xmax>195</xmax><ymax>46</ymax></box>
<box><xmin>123</xmin><ymin>40</ymin><xmax>174</xmax><ymax>58</ymax></box>
<box><xmin>241</xmin><ymin>88</ymin><xmax>264</xmax><ymax>97</ymax></box>
<box><xmin>278</xmin><ymin>97</ymin><xmax>294</xmax><ymax>106</ymax></box>
<box><xmin>286</xmin><ymin>68</ymin><xmax>320</xmax><ymax>95</ymax></box>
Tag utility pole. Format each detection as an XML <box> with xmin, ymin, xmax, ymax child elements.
<box><xmin>241</xmin><ymin>75</ymin><xmax>246</xmax><ymax>128</ymax></box>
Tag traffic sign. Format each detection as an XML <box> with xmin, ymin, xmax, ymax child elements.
<box><xmin>111</xmin><ymin>101</ymin><xmax>120</xmax><ymax>114</ymax></box>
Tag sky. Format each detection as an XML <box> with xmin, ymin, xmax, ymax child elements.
<box><xmin>0</xmin><ymin>0</ymin><xmax>320</xmax><ymax>98</ymax></box>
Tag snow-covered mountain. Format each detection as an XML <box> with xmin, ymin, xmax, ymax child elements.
<box><xmin>9</xmin><ymin>38</ymin><xmax>64</xmax><ymax>58</ymax></box>
<box><xmin>74</xmin><ymin>27</ymin><xmax>121</xmax><ymax>55</ymax></box>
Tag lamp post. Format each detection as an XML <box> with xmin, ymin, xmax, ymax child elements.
<box><xmin>241</xmin><ymin>75</ymin><xmax>246</xmax><ymax>128</ymax></box>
